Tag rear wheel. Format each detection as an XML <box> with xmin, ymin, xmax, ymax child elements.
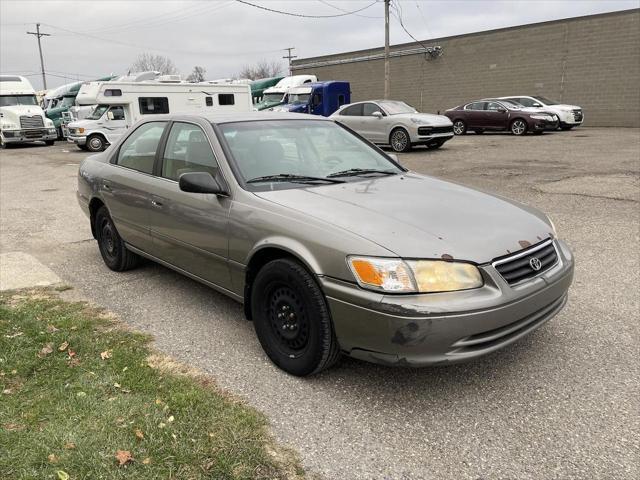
<box><xmin>510</xmin><ymin>119</ymin><xmax>527</xmax><ymax>136</ymax></box>
<box><xmin>86</xmin><ymin>134</ymin><xmax>106</xmax><ymax>152</ymax></box>
<box><xmin>390</xmin><ymin>128</ymin><xmax>411</xmax><ymax>153</ymax></box>
<box><xmin>94</xmin><ymin>206</ymin><xmax>141</xmax><ymax>271</ymax></box>
<box><xmin>251</xmin><ymin>258</ymin><xmax>340</xmax><ymax>376</ymax></box>
<box><xmin>452</xmin><ymin>120</ymin><xmax>466</xmax><ymax>135</ymax></box>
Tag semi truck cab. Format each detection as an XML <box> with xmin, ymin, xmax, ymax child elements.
<box><xmin>271</xmin><ymin>81</ymin><xmax>350</xmax><ymax>117</ymax></box>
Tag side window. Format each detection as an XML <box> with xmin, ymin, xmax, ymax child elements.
<box><xmin>104</xmin><ymin>89</ymin><xmax>122</xmax><ymax>97</ymax></box>
<box><xmin>161</xmin><ymin>122</ymin><xmax>218</xmax><ymax>181</ymax></box>
<box><xmin>516</xmin><ymin>97</ymin><xmax>534</xmax><ymax>107</ymax></box>
<box><xmin>116</xmin><ymin>122</ymin><xmax>166</xmax><ymax>174</ymax></box>
<box><xmin>337</xmin><ymin>94</ymin><xmax>346</xmax><ymax>106</ymax></box>
<box><xmin>362</xmin><ymin>103</ymin><xmax>382</xmax><ymax>116</ymax></box>
<box><xmin>205</xmin><ymin>96</ymin><xmax>213</xmax><ymax>107</ymax></box>
<box><xmin>312</xmin><ymin>93</ymin><xmax>322</xmax><ymax>107</ymax></box>
<box><xmin>139</xmin><ymin>97</ymin><xmax>169</xmax><ymax>114</ymax></box>
<box><xmin>110</xmin><ymin>106</ymin><xmax>125</xmax><ymax>121</ymax></box>
<box><xmin>486</xmin><ymin>102</ymin><xmax>501</xmax><ymax>111</ymax></box>
<box><xmin>340</xmin><ymin>104</ymin><xmax>363</xmax><ymax>116</ymax></box>
<box><xmin>468</xmin><ymin>102</ymin><xmax>485</xmax><ymax>110</ymax></box>
<box><xmin>219</xmin><ymin>94</ymin><xmax>235</xmax><ymax>106</ymax></box>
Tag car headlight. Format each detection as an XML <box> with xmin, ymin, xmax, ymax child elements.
<box><xmin>531</xmin><ymin>114</ymin><xmax>552</xmax><ymax>121</ymax></box>
<box><xmin>348</xmin><ymin>256</ymin><xmax>483</xmax><ymax>293</ymax></box>
<box><xmin>546</xmin><ymin>215</ymin><xmax>557</xmax><ymax>235</ymax></box>
<box><xmin>77</xmin><ymin>127</ymin><xmax>85</xmax><ymax>134</ymax></box>
<box><xmin>410</xmin><ymin>117</ymin><xmax>425</xmax><ymax>125</ymax></box>
<box><xmin>45</xmin><ymin>118</ymin><xmax>54</xmax><ymax>127</ymax></box>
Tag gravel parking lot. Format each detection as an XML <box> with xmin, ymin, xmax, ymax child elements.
<box><xmin>1</xmin><ymin>128</ymin><xmax>638</xmax><ymax>479</ymax></box>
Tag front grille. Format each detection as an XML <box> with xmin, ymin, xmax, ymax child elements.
<box><xmin>24</xmin><ymin>129</ymin><xmax>46</xmax><ymax>138</ymax></box>
<box><xmin>492</xmin><ymin>239</ymin><xmax>558</xmax><ymax>285</ymax></box>
<box><xmin>418</xmin><ymin>125</ymin><xmax>453</xmax><ymax>136</ymax></box>
<box><xmin>572</xmin><ymin>109</ymin><xmax>583</xmax><ymax>121</ymax></box>
<box><xmin>20</xmin><ymin>115</ymin><xmax>44</xmax><ymax>129</ymax></box>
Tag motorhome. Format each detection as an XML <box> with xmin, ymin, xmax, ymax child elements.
<box><xmin>255</xmin><ymin>75</ymin><xmax>317</xmax><ymax>110</ymax></box>
<box><xmin>66</xmin><ymin>80</ymin><xmax>252</xmax><ymax>151</ymax></box>
<box><xmin>0</xmin><ymin>75</ymin><xmax>57</xmax><ymax>147</ymax></box>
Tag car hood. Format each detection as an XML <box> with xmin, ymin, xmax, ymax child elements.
<box><xmin>0</xmin><ymin>104</ymin><xmax>45</xmax><ymax>117</ymax></box>
<box><xmin>255</xmin><ymin>173</ymin><xmax>554</xmax><ymax>263</ymax></box>
<box><xmin>68</xmin><ymin>118</ymin><xmax>100</xmax><ymax>128</ymax></box>
<box><xmin>391</xmin><ymin>112</ymin><xmax>452</xmax><ymax>126</ymax></box>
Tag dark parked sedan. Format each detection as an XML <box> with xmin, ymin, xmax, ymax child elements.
<box><xmin>77</xmin><ymin>112</ymin><xmax>574</xmax><ymax>376</ymax></box>
<box><xmin>445</xmin><ymin>99</ymin><xmax>559</xmax><ymax>135</ymax></box>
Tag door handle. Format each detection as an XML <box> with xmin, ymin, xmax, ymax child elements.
<box><xmin>150</xmin><ymin>199</ymin><xmax>163</xmax><ymax>207</ymax></box>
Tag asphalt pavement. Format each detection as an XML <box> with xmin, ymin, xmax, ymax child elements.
<box><xmin>1</xmin><ymin>128</ymin><xmax>638</xmax><ymax>479</ymax></box>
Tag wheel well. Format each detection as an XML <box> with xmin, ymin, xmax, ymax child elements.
<box><xmin>87</xmin><ymin>132</ymin><xmax>108</xmax><ymax>144</ymax></box>
<box><xmin>243</xmin><ymin>247</ymin><xmax>306</xmax><ymax>321</ymax></box>
<box><xmin>389</xmin><ymin>126</ymin><xmax>408</xmax><ymax>141</ymax></box>
<box><xmin>510</xmin><ymin>117</ymin><xmax>527</xmax><ymax>126</ymax></box>
<box><xmin>88</xmin><ymin>198</ymin><xmax>105</xmax><ymax>238</ymax></box>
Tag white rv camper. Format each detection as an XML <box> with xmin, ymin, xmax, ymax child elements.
<box><xmin>67</xmin><ymin>81</ymin><xmax>252</xmax><ymax>151</ymax></box>
<box><xmin>0</xmin><ymin>75</ymin><xmax>57</xmax><ymax>147</ymax></box>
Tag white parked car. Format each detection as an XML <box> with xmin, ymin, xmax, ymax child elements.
<box><xmin>330</xmin><ymin>100</ymin><xmax>453</xmax><ymax>152</ymax></box>
<box><xmin>499</xmin><ymin>96</ymin><xmax>583</xmax><ymax>130</ymax></box>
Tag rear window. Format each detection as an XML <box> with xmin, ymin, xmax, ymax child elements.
<box><xmin>139</xmin><ymin>97</ymin><xmax>169</xmax><ymax>114</ymax></box>
<box><xmin>340</xmin><ymin>104</ymin><xmax>363</xmax><ymax>116</ymax></box>
<box><xmin>219</xmin><ymin>94</ymin><xmax>235</xmax><ymax>106</ymax></box>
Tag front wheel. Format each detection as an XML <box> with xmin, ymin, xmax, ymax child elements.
<box><xmin>452</xmin><ymin>120</ymin><xmax>466</xmax><ymax>135</ymax></box>
<box><xmin>251</xmin><ymin>258</ymin><xmax>340</xmax><ymax>376</ymax></box>
<box><xmin>86</xmin><ymin>134</ymin><xmax>106</xmax><ymax>152</ymax></box>
<box><xmin>94</xmin><ymin>206</ymin><xmax>141</xmax><ymax>271</ymax></box>
<box><xmin>390</xmin><ymin>128</ymin><xmax>411</xmax><ymax>153</ymax></box>
<box><xmin>510</xmin><ymin>119</ymin><xmax>528</xmax><ymax>136</ymax></box>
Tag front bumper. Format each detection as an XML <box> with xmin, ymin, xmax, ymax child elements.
<box><xmin>410</xmin><ymin>125</ymin><xmax>454</xmax><ymax>144</ymax></box>
<box><xmin>1</xmin><ymin>128</ymin><xmax>57</xmax><ymax>143</ymax></box>
<box><xmin>531</xmin><ymin>118</ymin><xmax>558</xmax><ymax>131</ymax></box>
<box><xmin>67</xmin><ymin>135</ymin><xmax>87</xmax><ymax>146</ymax></box>
<box><xmin>321</xmin><ymin>238</ymin><xmax>574</xmax><ymax>366</ymax></box>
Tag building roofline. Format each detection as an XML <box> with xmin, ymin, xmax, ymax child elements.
<box><xmin>292</xmin><ymin>8</ymin><xmax>639</xmax><ymax>65</ymax></box>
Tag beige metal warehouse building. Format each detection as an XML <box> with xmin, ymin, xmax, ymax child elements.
<box><xmin>292</xmin><ymin>9</ymin><xmax>640</xmax><ymax>127</ymax></box>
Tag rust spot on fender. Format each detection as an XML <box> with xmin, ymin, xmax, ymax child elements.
<box><xmin>441</xmin><ymin>254</ymin><xmax>454</xmax><ymax>261</ymax></box>
<box><xmin>518</xmin><ymin>240</ymin><xmax>532</xmax><ymax>249</ymax></box>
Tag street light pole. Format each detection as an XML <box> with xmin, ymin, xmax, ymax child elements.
<box><xmin>384</xmin><ymin>0</ymin><xmax>390</xmax><ymax>99</ymax></box>
<box><xmin>283</xmin><ymin>47</ymin><xmax>297</xmax><ymax>76</ymax></box>
<box><xmin>26</xmin><ymin>23</ymin><xmax>51</xmax><ymax>90</ymax></box>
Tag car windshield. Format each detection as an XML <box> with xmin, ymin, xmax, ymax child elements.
<box><xmin>262</xmin><ymin>93</ymin><xmax>284</xmax><ymax>103</ymax></box>
<box><xmin>378</xmin><ymin>100</ymin><xmax>417</xmax><ymax>115</ymax></box>
<box><xmin>219</xmin><ymin>120</ymin><xmax>402</xmax><ymax>191</ymax></box>
<box><xmin>533</xmin><ymin>96</ymin><xmax>558</xmax><ymax>105</ymax></box>
<box><xmin>288</xmin><ymin>93</ymin><xmax>310</xmax><ymax>104</ymax></box>
<box><xmin>0</xmin><ymin>94</ymin><xmax>38</xmax><ymax>107</ymax></box>
<box><xmin>86</xmin><ymin>104</ymin><xmax>108</xmax><ymax>120</ymax></box>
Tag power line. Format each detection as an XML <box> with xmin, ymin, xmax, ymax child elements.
<box><xmin>235</xmin><ymin>0</ymin><xmax>379</xmax><ymax>19</ymax></box>
<box><xmin>318</xmin><ymin>0</ymin><xmax>382</xmax><ymax>19</ymax></box>
<box><xmin>391</xmin><ymin>2</ymin><xmax>430</xmax><ymax>51</ymax></box>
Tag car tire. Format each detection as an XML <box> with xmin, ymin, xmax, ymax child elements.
<box><xmin>251</xmin><ymin>258</ymin><xmax>340</xmax><ymax>376</ymax></box>
<box><xmin>94</xmin><ymin>206</ymin><xmax>141</xmax><ymax>271</ymax></box>
<box><xmin>45</xmin><ymin>140</ymin><xmax>55</xmax><ymax>146</ymax></box>
<box><xmin>389</xmin><ymin>128</ymin><xmax>412</xmax><ymax>153</ymax></box>
<box><xmin>510</xmin><ymin>119</ymin><xmax>528</xmax><ymax>136</ymax></box>
<box><xmin>452</xmin><ymin>120</ymin><xmax>466</xmax><ymax>135</ymax></box>
<box><xmin>86</xmin><ymin>134</ymin><xmax>107</xmax><ymax>152</ymax></box>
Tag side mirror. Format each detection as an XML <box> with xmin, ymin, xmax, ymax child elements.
<box><xmin>497</xmin><ymin>108</ymin><xmax>507</xmax><ymax>113</ymax></box>
<box><xmin>532</xmin><ymin>103</ymin><xmax>542</xmax><ymax>107</ymax></box>
<box><xmin>107</xmin><ymin>111</ymin><xmax>114</xmax><ymax>120</ymax></box>
<box><xmin>179</xmin><ymin>172</ymin><xmax>227</xmax><ymax>195</ymax></box>
<box><xmin>372</xmin><ymin>111</ymin><xmax>383</xmax><ymax>119</ymax></box>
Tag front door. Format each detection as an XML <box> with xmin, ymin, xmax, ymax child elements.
<box><xmin>464</xmin><ymin>102</ymin><xmax>487</xmax><ymax>129</ymax></box>
<box><xmin>146</xmin><ymin>121</ymin><xmax>232</xmax><ymax>290</ymax></box>
<box><xmin>102</xmin><ymin>105</ymin><xmax>128</xmax><ymax>144</ymax></box>
<box><xmin>360</xmin><ymin>102</ymin><xmax>387</xmax><ymax>142</ymax></box>
<box><xmin>102</xmin><ymin>121</ymin><xmax>168</xmax><ymax>253</ymax></box>
<box><xmin>484</xmin><ymin>101</ymin><xmax>509</xmax><ymax>129</ymax></box>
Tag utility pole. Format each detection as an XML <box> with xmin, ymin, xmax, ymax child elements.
<box><xmin>384</xmin><ymin>0</ymin><xmax>390</xmax><ymax>99</ymax></box>
<box><xmin>26</xmin><ymin>23</ymin><xmax>51</xmax><ymax>90</ymax></box>
<box><xmin>283</xmin><ymin>47</ymin><xmax>297</xmax><ymax>76</ymax></box>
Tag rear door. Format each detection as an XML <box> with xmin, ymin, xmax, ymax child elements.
<box><xmin>146</xmin><ymin>121</ymin><xmax>232</xmax><ymax>290</ymax></box>
<box><xmin>103</xmin><ymin>121</ymin><xmax>168</xmax><ymax>252</ymax></box>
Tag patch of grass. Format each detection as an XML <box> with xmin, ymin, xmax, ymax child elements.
<box><xmin>0</xmin><ymin>290</ymin><xmax>304</xmax><ymax>479</ymax></box>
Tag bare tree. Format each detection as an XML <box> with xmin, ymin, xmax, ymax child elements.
<box><xmin>129</xmin><ymin>53</ymin><xmax>178</xmax><ymax>75</ymax></box>
<box><xmin>186</xmin><ymin>66</ymin><xmax>206</xmax><ymax>82</ymax></box>
<box><xmin>238</xmin><ymin>60</ymin><xmax>283</xmax><ymax>80</ymax></box>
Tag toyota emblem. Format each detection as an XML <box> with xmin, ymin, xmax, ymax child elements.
<box><xmin>529</xmin><ymin>257</ymin><xmax>542</xmax><ymax>271</ymax></box>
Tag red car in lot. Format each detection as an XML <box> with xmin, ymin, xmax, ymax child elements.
<box><xmin>445</xmin><ymin>99</ymin><xmax>559</xmax><ymax>136</ymax></box>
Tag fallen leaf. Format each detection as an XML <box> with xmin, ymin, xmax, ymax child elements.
<box><xmin>70</xmin><ymin>326</ymin><xmax>78</xmax><ymax>330</ymax></box>
<box><xmin>76</xmin><ymin>391</ymin><xmax>86</xmax><ymax>397</ymax></box>
<box><xmin>38</xmin><ymin>343</ymin><xmax>54</xmax><ymax>357</ymax></box>
<box><xmin>2</xmin><ymin>389</ymin><xmax>12</xmax><ymax>395</ymax></box>
<box><xmin>142</xmin><ymin>457</ymin><xmax>151</xmax><ymax>465</ymax></box>
<box><xmin>58</xmin><ymin>341</ymin><xmax>69</xmax><ymax>352</ymax></box>
<box><xmin>167</xmin><ymin>415</ymin><xmax>175</xmax><ymax>423</ymax></box>
<box><xmin>46</xmin><ymin>325</ymin><xmax>59</xmax><ymax>333</ymax></box>
<box><xmin>64</xmin><ymin>442</ymin><xmax>76</xmax><ymax>450</ymax></box>
<box><xmin>10</xmin><ymin>369</ymin><xmax>17</xmax><ymax>375</ymax></box>
<box><xmin>158</xmin><ymin>422</ymin><xmax>166</xmax><ymax>429</ymax></box>
<box><xmin>3</xmin><ymin>423</ymin><xmax>25</xmax><ymax>431</ymax></box>
<box><xmin>4</xmin><ymin>331</ymin><xmax>23</xmax><ymax>338</ymax></box>
<box><xmin>48</xmin><ymin>453</ymin><xmax>59</xmax><ymax>463</ymax></box>
<box><xmin>135</xmin><ymin>429</ymin><xmax>144</xmax><ymax>440</ymax></box>
<box><xmin>100</xmin><ymin>350</ymin><xmax>112</xmax><ymax>360</ymax></box>
<box><xmin>113</xmin><ymin>383</ymin><xmax>121</xmax><ymax>389</ymax></box>
<box><xmin>115</xmin><ymin>449</ymin><xmax>133</xmax><ymax>466</ymax></box>
<box><xmin>115</xmin><ymin>417</ymin><xmax>125</xmax><ymax>424</ymax></box>
<box><xmin>67</xmin><ymin>349</ymin><xmax>76</xmax><ymax>358</ymax></box>
<box><xmin>56</xmin><ymin>471</ymin><xmax>70</xmax><ymax>480</ymax></box>
<box><xmin>68</xmin><ymin>358</ymin><xmax>81</xmax><ymax>368</ymax></box>
<box><xmin>122</xmin><ymin>366</ymin><xmax>128</xmax><ymax>372</ymax></box>
<box><xmin>121</xmin><ymin>388</ymin><xmax>131</xmax><ymax>394</ymax></box>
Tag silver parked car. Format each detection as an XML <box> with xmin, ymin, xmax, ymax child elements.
<box><xmin>77</xmin><ymin>112</ymin><xmax>574</xmax><ymax>376</ymax></box>
<box><xmin>329</xmin><ymin>100</ymin><xmax>454</xmax><ymax>153</ymax></box>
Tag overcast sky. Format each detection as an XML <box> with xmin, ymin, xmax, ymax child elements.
<box><xmin>1</xmin><ymin>0</ymin><xmax>637</xmax><ymax>90</ymax></box>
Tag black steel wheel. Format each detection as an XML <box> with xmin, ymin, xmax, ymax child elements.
<box><xmin>251</xmin><ymin>258</ymin><xmax>340</xmax><ymax>376</ymax></box>
<box><xmin>94</xmin><ymin>206</ymin><xmax>141</xmax><ymax>271</ymax></box>
<box><xmin>390</xmin><ymin>128</ymin><xmax>412</xmax><ymax>153</ymax></box>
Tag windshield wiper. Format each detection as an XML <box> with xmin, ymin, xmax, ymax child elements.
<box><xmin>247</xmin><ymin>174</ymin><xmax>344</xmax><ymax>184</ymax></box>
<box><xmin>326</xmin><ymin>168</ymin><xmax>397</xmax><ymax>178</ymax></box>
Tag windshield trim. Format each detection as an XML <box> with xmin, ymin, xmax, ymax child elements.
<box><xmin>212</xmin><ymin>119</ymin><xmax>406</xmax><ymax>192</ymax></box>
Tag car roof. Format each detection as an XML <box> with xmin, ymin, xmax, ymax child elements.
<box><xmin>159</xmin><ymin>111</ymin><xmax>330</xmax><ymax>125</ymax></box>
